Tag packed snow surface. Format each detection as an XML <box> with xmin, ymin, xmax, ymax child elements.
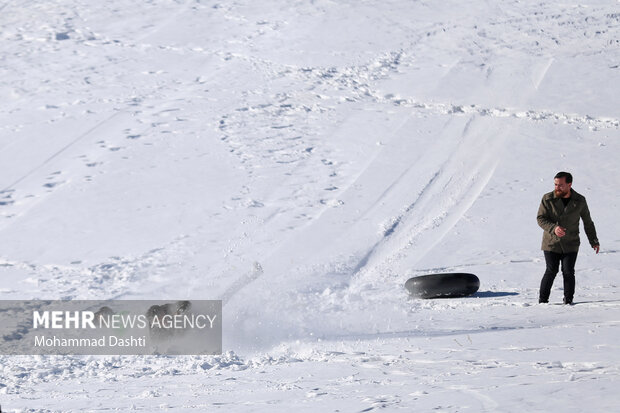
<box><xmin>1</xmin><ymin>0</ymin><xmax>619</xmax><ymax>411</ymax></box>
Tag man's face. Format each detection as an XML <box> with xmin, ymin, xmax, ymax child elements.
<box><xmin>554</xmin><ymin>177</ymin><xmax>571</xmax><ymax>198</ymax></box>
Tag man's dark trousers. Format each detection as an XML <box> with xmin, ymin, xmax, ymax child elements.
<box><xmin>540</xmin><ymin>251</ymin><xmax>578</xmax><ymax>303</ymax></box>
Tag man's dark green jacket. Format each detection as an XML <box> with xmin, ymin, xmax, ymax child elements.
<box><xmin>537</xmin><ymin>189</ymin><xmax>599</xmax><ymax>253</ymax></box>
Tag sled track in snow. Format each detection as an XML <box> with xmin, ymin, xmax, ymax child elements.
<box><xmin>351</xmin><ymin>115</ymin><xmax>503</xmax><ymax>287</ymax></box>
<box><xmin>351</xmin><ymin>171</ymin><xmax>441</xmax><ymax>274</ymax></box>
<box><xmin>220</xmin><ymin>112</ymin><xmax>504</xmax><ymax>308</ymax></box>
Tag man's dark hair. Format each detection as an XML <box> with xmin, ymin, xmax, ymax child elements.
<box><xmin>555</xmin><ymin>171</ymin><xmax>573</xmax><ymax>183</ymax></box>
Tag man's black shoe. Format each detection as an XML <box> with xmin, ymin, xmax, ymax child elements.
<box><xmin>563</xmin><ymin>297</ymin><xmax>574</xmax><ymax>305</ymax></box>
<box><xmin>539</xmin><ymin>299</ymin><xmax>548</xmax><ymax>304</ymax></box>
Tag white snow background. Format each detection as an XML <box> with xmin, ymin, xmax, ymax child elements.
<box><xmin>1</xmin><ymin>0</ymin><xmax>620</xmax><ymax>411</ymax></box>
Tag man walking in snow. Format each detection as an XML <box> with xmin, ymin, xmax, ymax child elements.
<box><xmin>537</xmin><ymin>172</ymin><xmax>599</xmax><ymax>305</ymax></box>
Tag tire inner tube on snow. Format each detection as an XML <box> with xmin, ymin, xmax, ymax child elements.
<box><xmin>405</xmin><ymin>273</ymin><xmax>480</xmax><ymax>299</ymax></box>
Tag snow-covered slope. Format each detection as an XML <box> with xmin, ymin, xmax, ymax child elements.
<box><xmin>1</xmin><ymin>0</ymin><xmax>619</xmax><ymax>411</ymax></box>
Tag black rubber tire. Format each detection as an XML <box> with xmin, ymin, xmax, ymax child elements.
<box><xmin>405</xmin><ymin>273</ymin><xmax>480</xmax><ymax>299</ymax></box>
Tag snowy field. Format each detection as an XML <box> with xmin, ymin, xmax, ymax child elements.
<box><xmin>1</xmin><ymin>0</ymin><xmax>620</xmax><ymax>411</ymax></box>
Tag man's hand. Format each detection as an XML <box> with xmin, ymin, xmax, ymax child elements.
<box><xmin>593</xmin><ymin>244</ymin><xmax>600</xmax><ymax>254</ymax></box>
<box><xmin>554</xmin><ymin>226</ymin><xmax>566</xmax><ymax>237</ymax></box>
